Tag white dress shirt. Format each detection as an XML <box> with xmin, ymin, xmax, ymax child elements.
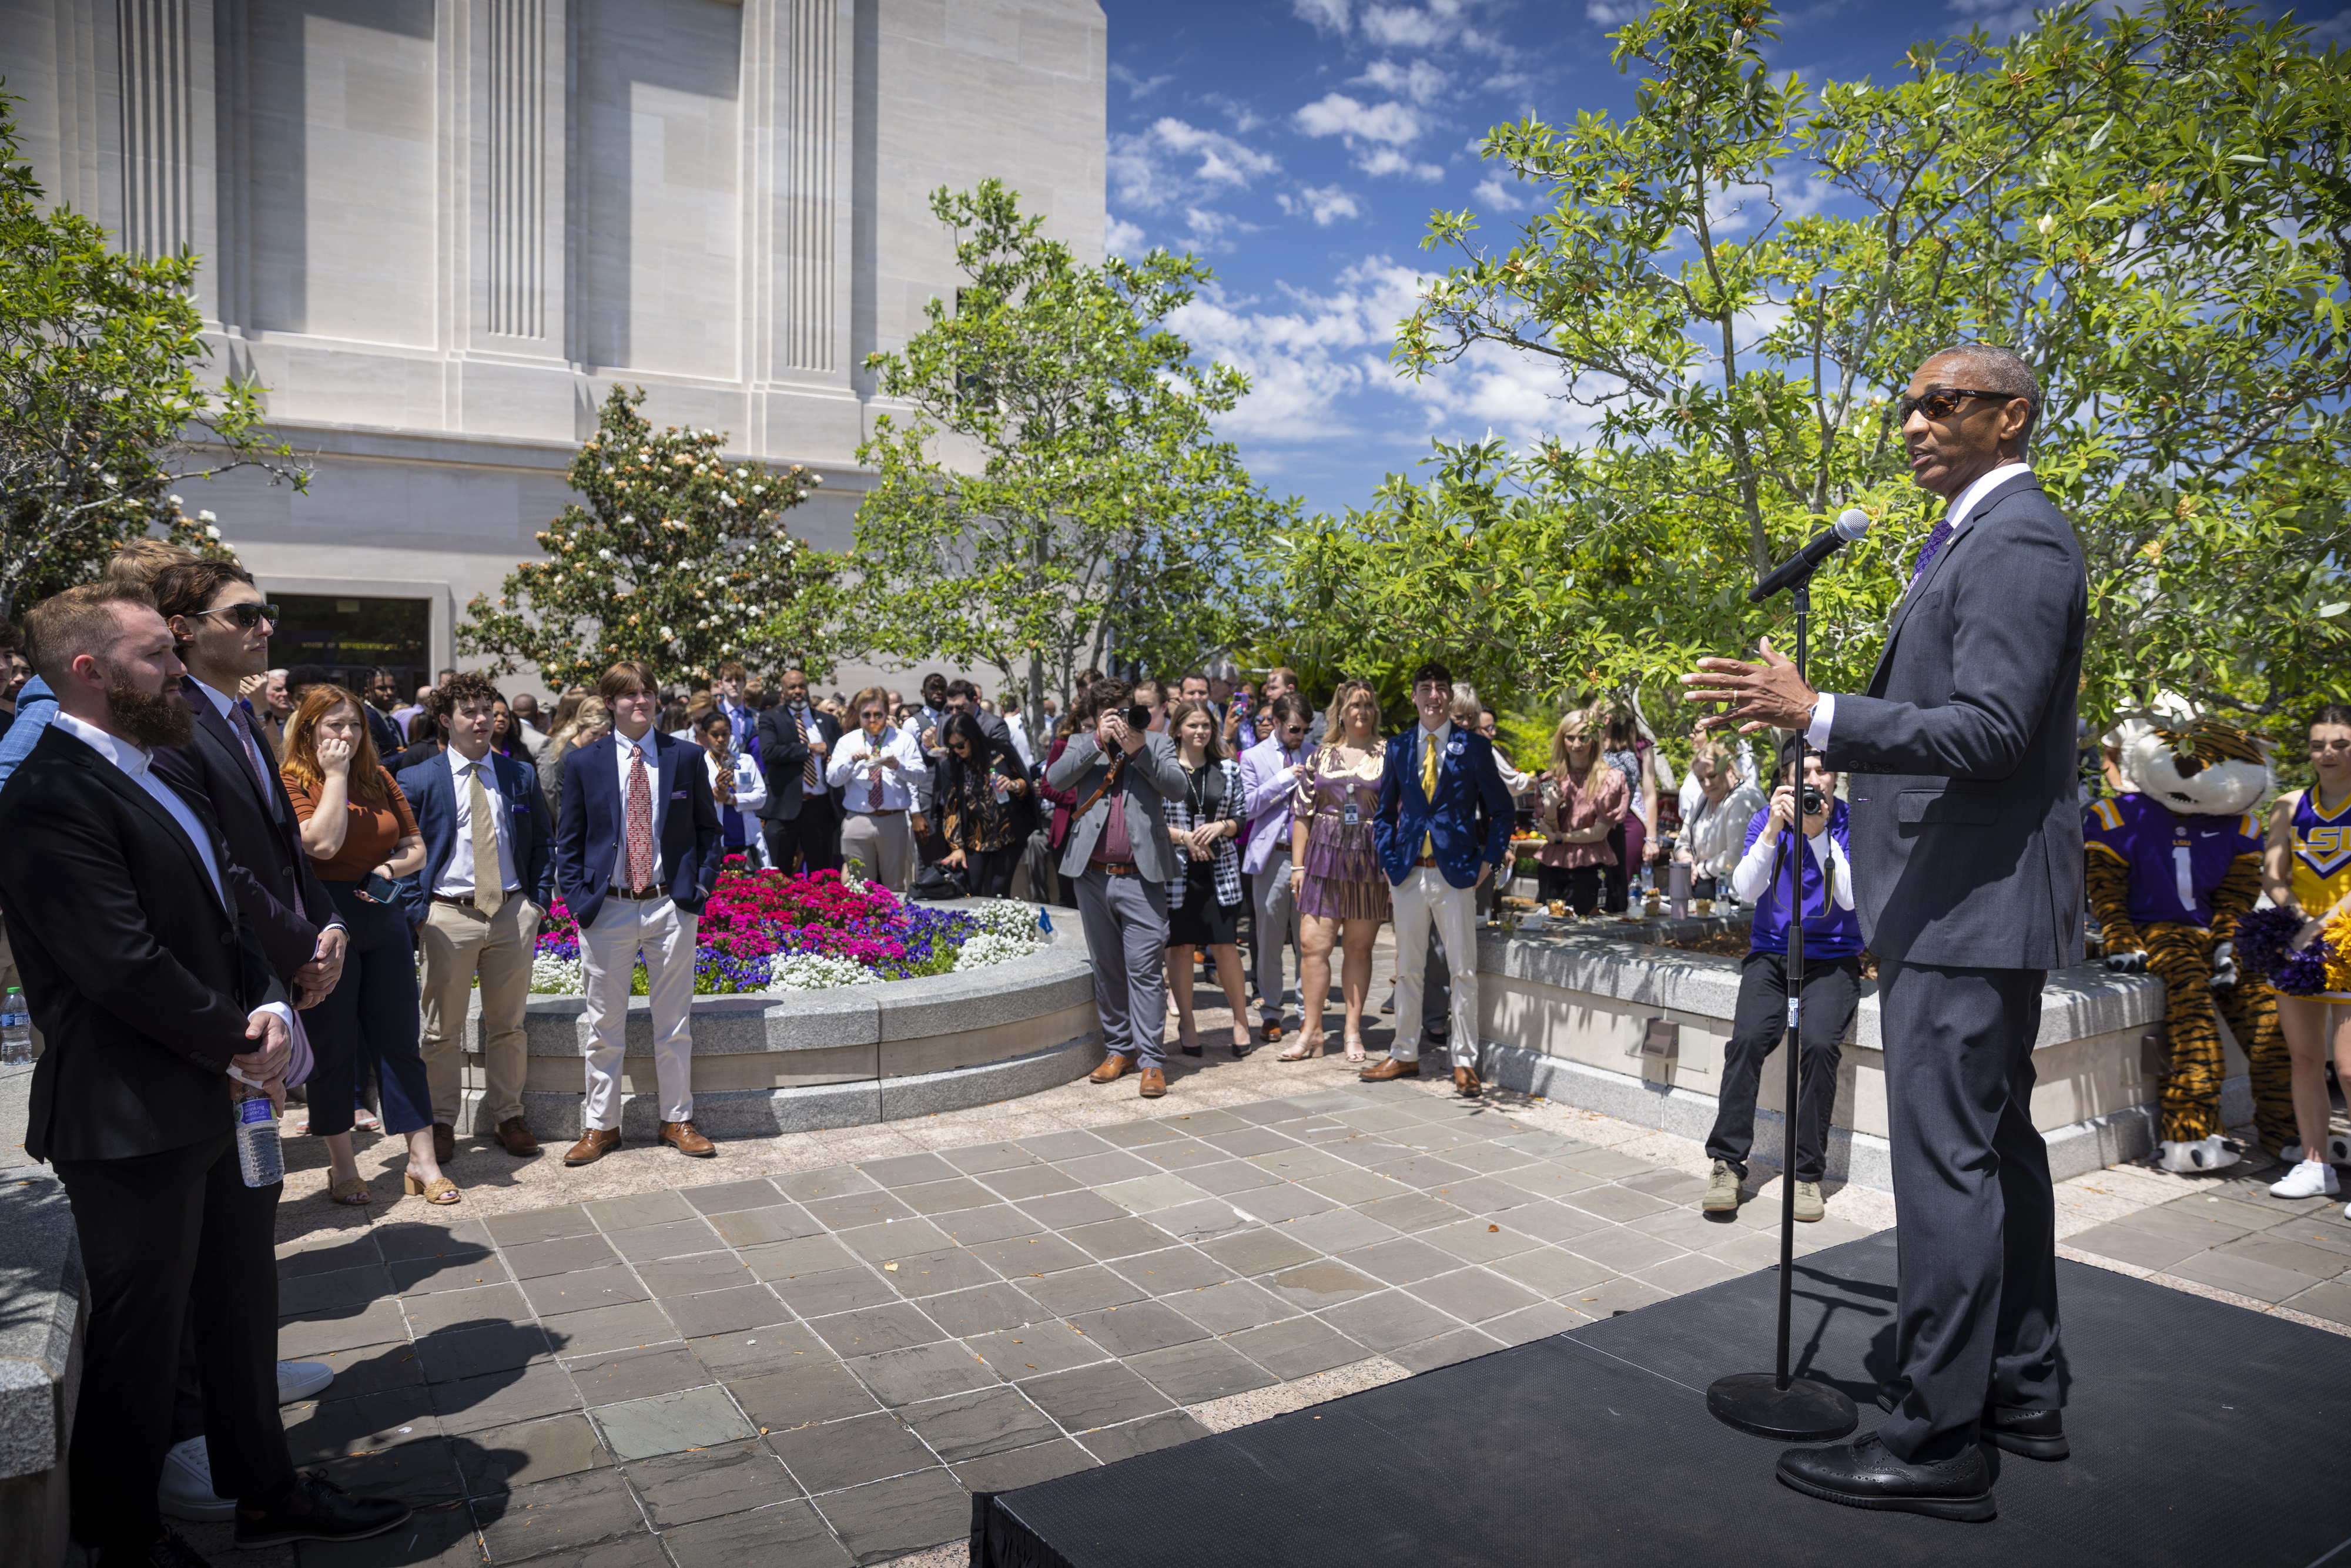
<box><xmin>611</xmin><ymin>728</ymin><xmax>668</xmax><ymax>886</ymax></box>
<box><xmin>187</xmin><ymin>675</ymin><xmax>280</xmax><ymax>809</ymax></box>
<box><xmin>827</xmin><ymin>724</ymin><xmax>929</xmax><ymax>812</ymax></box>
<box><xmin>434</xmin><ymin>746</ymin><xmax>521</xmax><ymax>897</ymax></box>
<box><xmin>1807</xmin><ymin>463</ymin><xmax>2035</xmax><ymax>749</ymax></box>
<box><xmin>52</xmin><ymin>711</ymin><xmax>293</xmax><ymax>1037</ymax></box>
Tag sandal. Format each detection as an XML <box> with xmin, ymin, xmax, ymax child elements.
<box><xmin>403</xmin><ymin>1172</ymin><xmax>461</xmax><ymax>1205</ymax></box>
<box><xmin>1277</xmin><ymin>1031</ymin><xmax>1322</xmax><ymax>1063</ymax></box>
<box><xmin>326</xmin><ymin>1176</ymin><xmax>372</xmax><ymax>1207</ymax></box>
<box><xmin>1344</xmin><ymin>1034</ymin><xmax>1368</xmax><ymax>1064</ymax></box>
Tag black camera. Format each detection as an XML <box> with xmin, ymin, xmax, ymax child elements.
<box><xmin>1124</xmin><ymin>705</ymin><xmax>1154</xmax><ymax>733</ymax></box>
<box><xmin>1801</xmin><ymin>783</ymin><xmax>1827</xmax><ymax>816</ymax></box>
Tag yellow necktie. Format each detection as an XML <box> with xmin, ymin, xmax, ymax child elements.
<box><xmin>469</xmin><ymin>762</ymin><xmax>505</xmax><ymax>916</ymax></box>
<box><xmin>1420</xmin><ymin>729</ymin><xmax>1439</xmax><ymax>858</ymax></box>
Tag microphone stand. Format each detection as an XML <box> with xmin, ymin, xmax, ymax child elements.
<box><xmin>1704</xmin><ymin>574</ymin><xmax>1858</xmax><ymax>1443</ymax></box>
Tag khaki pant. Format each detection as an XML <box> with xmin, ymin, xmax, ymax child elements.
<box><xmin>840</xmin><ymin>810</ymin><xmax>917</xmax><ymax>892</ymax></box>
<box><xmin>418</xmin><ymin>896</ymin><xmax>538</xmax><ymax>1128</ymax></box>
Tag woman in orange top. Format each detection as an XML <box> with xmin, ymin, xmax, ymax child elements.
<box><xmin>282</xmin><ymin>686</ymin><xmax>453</xmax><ymax>1205</ymax></box>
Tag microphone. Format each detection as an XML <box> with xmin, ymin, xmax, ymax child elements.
<box><xmin>1749</xmin><ymin>508</ymin><xmax>1873</xmax><ymax>603</ymax></box>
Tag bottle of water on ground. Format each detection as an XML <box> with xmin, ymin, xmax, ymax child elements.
<box><xmin>235</xmin><ymin>1080</ymin><xmax>284</xmax><ymax>1187</ymax></box>
<box><xmin>1</xmin><ymin>989</ymin><xmax>30</xmax><ymax>1066</ymax></box>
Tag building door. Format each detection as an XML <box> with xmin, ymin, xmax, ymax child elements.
<box><xmin>272</xmin><ymin>595</ymin><xmax>431</xmax><ymax>698</ymax></box>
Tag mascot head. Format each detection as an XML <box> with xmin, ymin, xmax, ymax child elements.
<box><xmin>2122</xmin><ymin>718</ymin><xmax>2273</xmax><ymax>817</ymax></box>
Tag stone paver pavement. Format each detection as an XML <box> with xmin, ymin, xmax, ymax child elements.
<box><xmin>264</xmin><ymin>1084</ymin><xmax>1880</xmax><ymax>1568</ymax></box>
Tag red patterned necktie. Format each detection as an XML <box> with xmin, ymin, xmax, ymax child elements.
<box><xmin>866</xmin><ymin>735</ymin><xmax>884</xmax><ymax>809</ymax></box>
<box><xmin>797</xmin><ymin>706</ymin><xmax>819</xmax><ymax>792</ymax></box>
<box><xmin>625</xmin><ymin>745</ymin><xmax>655</xmax><ymax>891</ymax></box>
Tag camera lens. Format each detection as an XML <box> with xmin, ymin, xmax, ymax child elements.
<box><xmin>1801</xmin><ymin>785</ymin><xmax>1826</xmax><ymax>815</ymax></box>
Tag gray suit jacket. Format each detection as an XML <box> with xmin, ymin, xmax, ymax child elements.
<box><xmin>1823</xmin><ymin>470</ymin><xmax>2087</xmax><ymax>970</ymax></box>
<box><xmin>1048</xmin><ymin>730</ymin><xmax>1187</xmax><ymax>883</ymax></box>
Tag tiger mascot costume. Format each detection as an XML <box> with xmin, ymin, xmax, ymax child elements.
<box><xmin>2086</xmin><ymin>718</ymin><xmax>2295</xmax><ymax>1172</ymax></box>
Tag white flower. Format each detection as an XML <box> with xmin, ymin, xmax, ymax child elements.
<box><xmin>197</xmin><ymin>510</ymin><xmax>216</xmax><ymax>522</ymax></box>
<box><xmin>205</xmin><ymin>525</ymin><xmax>222</xmax><ymax>541</ymax></box>
<box><xmin>528</xmin><ymin>954</ymin><xmax>584</xmax><ymax>994</ymax></box>
<box><xmin>752</xmin><ymin>485</ymin><xmax>766</xmax><ymax>495</ymax></box>
<box><xmin>169</xmin><ymin>494</ymin><xmax>183</xmax><ymax>508</ymax></box>
<box><xmin>600</xmin><ymin>548</ymin><xmax>615</xmax><ymax>561</ymax></box>
<box><xmin>661</xmin><ymin>626</ymin><xmax>676</xmax><ymax>639</ymax></box>
<box><xmin>733</xmin><ymin>468</ymin><xmax>746</xmax><ymax>479</ymax></box>
<box><xmin>102</xmin><ymin>473</ymin><xmax>118</xmax><ymax>487</ymax></box>
<box><xmin>808</xmin><ymin>474</ymin><xmax>822</xmax><ymax>487</ymax></box>
<box><xmin>619</xmin><ymin>513</ymin><xmax>634</xmax><ymax>524</ymax></box>
<box><xmin>721</xmin><ymin>494</ymin><xmax>736</xmax><ymax>507</ymax></box>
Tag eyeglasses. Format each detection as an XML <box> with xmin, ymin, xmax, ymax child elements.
<box><xmin>1897</xmin><ymin>387</ymin><xmax>2014</xmax><ymax>423</ymax></box>
<box><xmin>1281</xmin><ymin>725</ymin><xmax>1308</xmax><ymax>737</ymax></box>
<box><xmin>193</xmin><ymin>602</ymin><xmax>280</xmax><ymax>629</ymax></box>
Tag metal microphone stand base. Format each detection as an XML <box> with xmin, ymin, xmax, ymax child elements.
<box><xmin>1703</xmin><ymin>574</ymin><xmax>1858</xmax><ymax>1447</ymax></box>
<box><xmin>1707</xmin><ymin>1372</ymin><xmax>1858</xmax><ymax>1443</ymax></box>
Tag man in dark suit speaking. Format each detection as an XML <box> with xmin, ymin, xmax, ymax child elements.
<box><xmin>0</xmin><ymin>585</ymin><xmax>408</xmax><ymax>1564</ymax></box>
<box><xmin>1683</xmin><ymin>343</ymin><xmax>2085</xmax><ymax>1523</ymax></box>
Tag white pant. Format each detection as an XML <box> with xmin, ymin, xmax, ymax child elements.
<box><xmin>1390</xmin><ymin>865</ymin><xmax>1478</xmax><ymax>1068</ymax></box>
<box><xmin>580</xmin><ymin>894</ymin><xmax>696</xmax><ymax>1128</ymax></box>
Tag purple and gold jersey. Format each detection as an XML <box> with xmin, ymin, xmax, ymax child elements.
<box><xmin>2289</xmin><ymin>786</ymin><xmax>2351</xmax><ymax>916</ymax></box>
<box><xmin>2084</xmin><ymin>793</ymin><xmax>2262</xmax><ymax>929</ymax></box>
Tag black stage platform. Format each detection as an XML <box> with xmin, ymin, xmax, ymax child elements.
<box><xmin>972</xmin><ymin>1229</ymin><xmax>2351</xmax><ymax>1567</ymax></box>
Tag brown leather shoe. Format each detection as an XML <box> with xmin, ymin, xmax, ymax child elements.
<box><xmin>659</xmin><ymin>1120</ymin><xmax>716</xmax><ymax>1157</ymax></box>
<box><xmin>495</xmin><ymin>1116</ymin><xmax>540</xmax><ymax>1157</ymax></box>
<box><xmin>1088</xmin><ymin>1053</ymin><xmax>1134</xmax><ymax>1084</ymax></box>
<box><xmin>1454</xmin><ymin>1065</ymin><xmax>1482</xmax><ymax>1098</ymax></box>
<box><xmin>1137</xmin><ymin>1067</ymin><xmax>1167</xmax><ymax>1099</ymax></box>
<box><xmin>432</xmin><ymin>1122</ymin><xmax>456</xmax><ymax>1163</ymax></box>
<box><xmin>1359</xmin><ymin>1057</ymin><xmax>1420</xmax><ymax>1082</ymax></box>
<box><xmin>563</xmin><ymin>1127</ymin><xmax>622</xmax><ymax>1166</ymax></box>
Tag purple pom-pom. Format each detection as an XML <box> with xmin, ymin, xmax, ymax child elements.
<box><xmin>2238</xmin><ymin>904</ymin><xmax>2328</xmax><ymax>996</ymax></box>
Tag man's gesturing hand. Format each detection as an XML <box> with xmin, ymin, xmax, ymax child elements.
<box><xmin>1679</xmin><ymin>637</ymin><xmax>1818</xmax><ymax>736</ymax></box>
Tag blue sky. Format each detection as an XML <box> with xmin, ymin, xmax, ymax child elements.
<box><xmin>1096</xmin><ymin>0</ymin><xmax>2351</xmax><ymax>520</ymax></box>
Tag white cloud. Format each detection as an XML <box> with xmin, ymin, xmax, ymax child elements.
<box><xmin>1109</xmin><ymin>118</ymin><xmax>1280</xmax><ymax>213</ymax></box>
<box><xmin>1359</xmin><ymin>148</ymin><xmax>1445</xmax><ymax>180</ymax></box>
<box><xmin>1105</xmin><ymin>215</ymin><xmax>1146</xmax><ymax>257</ymax></box>
<box><xmin>1352</xmin><ymin>56</ymin><xmax>1449</xmax><ymax>104</ymax></box>
<box><xmin>1475</xmin><ymin>175</ymin><xmax>1525</xmax><ymax>212</ymax></box>
<box><xmin>1292</xmin><ymin>0</ymin><xmax>1352</xmax><ymax>32</ymax></box>
<box><xmin>1585</xmin><ymin>0</ymin><xmax>1654</xmax><ymax>24</ymax></box>
<box><xmin>1109</xmin><ymin>63</ymin><xmax>1173</xmax><ymax>99</ymax></box>
<box><xmin>1170</xmin><ymin>255</ymin><xmax>1582</xmax><ymax>453</ymax></box>
<box><xmin>1294</xmin><ymin>92</ymin><xmax>1424</xmax><ymax>144</ymax></box>
<box><xmin>1700</xmin><ymin>176</ymin><xmax>1835</xmax><ymax>236</ymax></box>
<box><xmin>1361</xmin><ymin>1</ymin><xmax>1501</xmax><ymax>53</ymax></box>
<box><xmin>1278</xmin><ymin>183</ymin><xmax>1364</xmax><ymax>225</ymax></box>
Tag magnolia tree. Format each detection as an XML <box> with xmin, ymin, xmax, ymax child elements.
<box><xmin>1263</xmin><ymin>0</ymin><xmax>2351</xmax><ymax>729</ymax></box>
<box><xmin>460</xmin><ymin>385</ymin><xmax>825</xmax><ymax>689</ymax></box>
<box><xmin>0</xmin><ymin>100</ymin><xmax>299</xmax><ymax>622</ymax></box>
<box><xmin>837</xmin><ymin>180</ymin><xmax>1287</xmax><ymax>712</ymax></box>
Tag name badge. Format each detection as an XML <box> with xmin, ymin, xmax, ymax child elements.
<box><xmin>1342</xmin><ymin>802</ymin><xmax>1359</xmax><ymax>827</ymax></box>
<box><xmin>669</xmin><ymin>789</ymin><xmax>688</xmax><ymax>800</ymax></box>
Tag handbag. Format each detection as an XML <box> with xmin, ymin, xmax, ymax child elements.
<box><xmin>909</xmin><ymin>861</ymin><xmax>970</xmax><ymax>901</ymax></box>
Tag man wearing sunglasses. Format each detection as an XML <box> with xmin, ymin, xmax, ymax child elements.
<box><xmin>1237</xmin><ymin>693</ymin><xmax>1317</xmax><ymax>1040</ymax></box>
<box><xmin>1683</xmin><ymin>343</ymin><xmax>2087</xmax><ymax>1523</ymax></box>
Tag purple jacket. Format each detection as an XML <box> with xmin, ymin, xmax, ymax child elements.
<box><xmin>1238</xmin><ymin>734</ymin><xmax>1312</xmax><ymax>876</ymax></box>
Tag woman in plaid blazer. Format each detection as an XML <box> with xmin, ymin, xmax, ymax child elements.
<box><xmin>1163</xmin><ymin>699</ymin><xmax>1251</xmax><ymax>1058</ymax></box>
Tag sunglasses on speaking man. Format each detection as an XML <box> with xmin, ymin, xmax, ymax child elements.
<box><xmin>1895</xmin><ymin>387</ymin><xmax>2015</xmax><ymax>424</ymax></box>
<box><xmin>192</xmin><ymin>602</ymin><xmax>281</xmax><ymax>629</ymax></box>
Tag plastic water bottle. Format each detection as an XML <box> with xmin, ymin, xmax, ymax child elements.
<box><xmin>234</xmin><ymin>1081</ymin><xmax>284</xmax><ymax>1187</ymax></box>
<box><xmin>1</xmin><ymin>989</ymin><xmax>30</xmax><ymax>1065</ymax></box>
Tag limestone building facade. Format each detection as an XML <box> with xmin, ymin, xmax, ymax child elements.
<box><xmin>0</xmin><ymin>0</ymin><xmax>1106</xmax><ymax>694</ymax></box>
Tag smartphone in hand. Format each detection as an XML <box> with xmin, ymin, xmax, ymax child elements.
<box><xmin>360</xmin><ymin>871</ymin><xmax>400</xmax><ymax>904</ymax></box>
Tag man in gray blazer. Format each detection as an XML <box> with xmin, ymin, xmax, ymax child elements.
<box><xmin>1049</xmin><ymin>676</ymin><xmax>1189</xmax><ymax>1098</ymax></box>
<box><xmin>1685</xmin><ymin>341</ymin><xmax>2085</xmax><ymax>1523</ymax></box>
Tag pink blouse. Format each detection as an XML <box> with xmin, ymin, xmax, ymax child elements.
<box><xmin>1536</xmin><ymin>765</ymin><xmax>1628</xmax><ymax>869</ymax></box>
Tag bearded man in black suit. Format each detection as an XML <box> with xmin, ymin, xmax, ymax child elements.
<box><xmin>1684</xmin><ymin>342</ymin><xmax>2086</xmax><ymax>1523</ymax></box>
<box><xmin>0</xmin><ymin>584</ymin><xmax>409</xmax><ymax>1567</ymax></box>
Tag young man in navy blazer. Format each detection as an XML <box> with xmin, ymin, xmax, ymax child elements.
<box><xmin>398</xmin><ymin>672</ymin><xmax>556</xmax><ymax>1160</ymax></box>
<box><xmin>1367</xmin><ymin>660</ymin><xmax>1513</xmax><ymax>1096</ymax></box>
<box><xmin>555</xmin><ymin>660</ymin><xmax>722</xmax><ymax>1164</ymax></box>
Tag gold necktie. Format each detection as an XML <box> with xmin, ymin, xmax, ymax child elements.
<box><xmin>469</xmin><ymin>762</ymin><xmax>505</xmax><ymax>916</ymax></box>
<box><xmin>1421</xmin><ymin>729</ymin><xmax>1439</xmax><ymax>858</ymax></box>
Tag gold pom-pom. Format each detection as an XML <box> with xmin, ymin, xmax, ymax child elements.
<box><xmin>2324</xmin><ymin>908</ymin><xmax>2351</xmax><ymax>996</ymax></box>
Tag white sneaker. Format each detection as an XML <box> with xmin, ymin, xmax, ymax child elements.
<box><xmin>157</xmin><ymin>1436</ymin><xmax>233</xmax><ymax>1522</ymax></box>
<box><xmin>2158</xmin><ymin>1135</ymin><xmax>2239</xmax><ymax>1174</ymax></box>
<box><xmin>2269</xmin><ymin>1160</ymin><xmax>2341</xmax><ymax>1199</ymax></box>
<box><xmin>277</xmin><ymin>1358</ymin><xmax>333</xmax><ymax>1404</ymax></box>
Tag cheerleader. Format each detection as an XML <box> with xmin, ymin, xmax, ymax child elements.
<box><xmin>2263</xmin><ymin>703</ymin><xmax>2351</xmax><ymax>1201</ymax></box>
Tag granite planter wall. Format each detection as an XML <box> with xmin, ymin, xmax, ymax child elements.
<box><xmin>456</xmin><ymin>935</ymin><xmax>1103</xmax><ymax>1140</ymax></box>
<box><xmin>1473</xmin><ymin>916</ymin><xmax>2179</xmax><ymax>1190</ymax></box>
<box><xmin>0</xmin><ymin>1157</ymin><xmax>82</xmax><ymax>1568</ymax></box>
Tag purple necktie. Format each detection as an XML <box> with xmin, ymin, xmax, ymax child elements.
<box><xmin>229</xmin><ymin>698</ymin><xmax>280</xmax><ymax>820</ymax></box>
<box><xmin>1910</xmin><ymin>514</ymin><xmax>1954</xmax><ymax>589</ymax></box>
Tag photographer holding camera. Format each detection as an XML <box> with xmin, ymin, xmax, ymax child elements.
<box><xmin>1699</xmin><ymin>737</ymin><xmax>1861</xmax><ymax>1224</ymax></box>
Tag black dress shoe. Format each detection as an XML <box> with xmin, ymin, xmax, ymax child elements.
<box><xmin>1776</xmin><ymin>1433</ymin><xmax>1995</xmax><ymax>1522</ymax></box>
<box><xmin>1875</xmin><ymin>1383</ymin><xmax>2068</xmax><ymax>1460</ymax></box>
<box><xmin>233</xmin><ymin>1471</ymin><xmax>413</xmax><ymax>1548</ymax></box>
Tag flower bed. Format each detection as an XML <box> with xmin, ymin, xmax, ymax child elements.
<box><xmin>527</xmin><ymin>863</ymin><xmax>1049</xmax><ymax>995</ymax></box>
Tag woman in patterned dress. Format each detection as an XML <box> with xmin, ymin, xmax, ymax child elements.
<box><xmin>1282</xmin><ymin>679</ymin><xmax>1390</xmax><ymax>1062</ymax></box>
<box><xmin>1163</xmin><ymin>700</ymin><xmax>1251</xmax><ymax>1058</ymax></box>
<box><xmin>2265</xmin><ymin>702</ymin><xmax>2351</xmax><ymax>1200</ymax></box>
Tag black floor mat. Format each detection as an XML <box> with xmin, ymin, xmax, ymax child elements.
<box><xmin>974</xmin><ymin>1228</ymin><xmax>2351</xmax><ymax>1567</ymax></box>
